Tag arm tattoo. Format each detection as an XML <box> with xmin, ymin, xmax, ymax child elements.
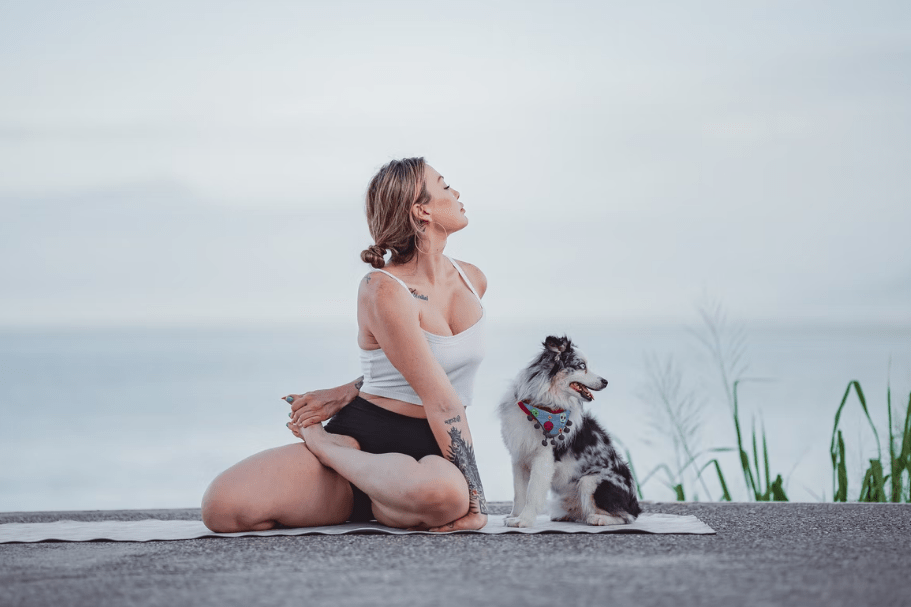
<box><xmin>444</xmin><ymin>414</ymin><xmax>461</xmax><ymax>425</ymax></box>
<box><xmin>354</xmin><ymin>376</ymin><xmax>364</xmax><ymax>391</ymax></box>
<box><xmin>446</xmin><ymin>426</ymin><xmax>489</xmax><ymax>515</ymax></box>
<box><xmin>364</xmin><ymin>275</ymin><xmax>371</xmax><ymax>284</ymax></box>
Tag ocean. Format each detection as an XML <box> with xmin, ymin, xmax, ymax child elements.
<box><xmin>1</xmin><ymin>320</ymin><xmax>909</xmax><ymax>512</ymax></box>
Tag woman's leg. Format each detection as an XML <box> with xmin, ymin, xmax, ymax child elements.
<box><xmin>200</xmin><ymin>441</ymin><xmax>357</xmax><ymax>532</ymax></box>
<box><xmin>303</xmin><ymin>424</ymin><xmax>470</xmax><ymax>529</ymax></box>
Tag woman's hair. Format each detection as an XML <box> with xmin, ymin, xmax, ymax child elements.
<box><xmin>360</xmin><ymin>157</ymin><xmax>432</xmax><ymax>269</ymax></box>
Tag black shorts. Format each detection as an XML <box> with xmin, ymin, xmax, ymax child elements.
<box><xmin>324</xmin><ymin>395</ymin><xmax>442</xmax><ymax>522</ymax></box>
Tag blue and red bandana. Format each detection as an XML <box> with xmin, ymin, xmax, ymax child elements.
<box><xmin>517</xmin><ymin>400</ymin><xmax>572</xmax><ymax>445</ymax></box>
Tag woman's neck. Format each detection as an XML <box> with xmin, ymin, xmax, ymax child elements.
<box><xmin>395</xmin><ymin>233</ymin><xmax>450</xmax><ymax>285</ymax></box>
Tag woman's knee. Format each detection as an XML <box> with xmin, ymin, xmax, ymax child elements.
<box><xmin>200</xmin><ymin>482</ymin><xmax>243</xmax><ymax>533</ymax></box>
<box><xmin>201</xmin><ymin>471</ymin><xmax>275</xmax><ymax>533</ymax></box>
<box><xmin>407</xmin><ymin>459</ymin><xmax>469</xmax><ymax>524</ymax></box>
<box><xmin>201</xmin><ymin>486</ymin><xmax>233</xmax><ymax>532</ymax></box>
<box><xmin>419</xmin><ymin>480</ymin><xmax>469</xmax><ymax>525</ymax></box>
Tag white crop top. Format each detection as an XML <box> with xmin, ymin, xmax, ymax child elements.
<box><xmin>358</xmin><ymin>256</ymin><xmax>486</xmax><ymax>407</ymax></box>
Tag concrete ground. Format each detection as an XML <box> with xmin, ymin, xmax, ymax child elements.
<box><xmin>1</xmin><ymin>502</ymin><xmax>910</xmax><ymax>607</ymax></box>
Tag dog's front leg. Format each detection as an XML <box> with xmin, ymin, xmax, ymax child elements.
<box><xmin>508</xmin><ymin>461</ymin><xmax>531</xmax><ymax>518</ymax></box>
<box><xmin>505</xmin><ymin>450</ymin><xmax>554</xmax><ymax>528</ymax></box>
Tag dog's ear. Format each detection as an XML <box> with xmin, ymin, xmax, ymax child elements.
<box><xmin>544</xmin><ymin>335</ymin><xmax>568</xmax><ymax>353</ymax></box>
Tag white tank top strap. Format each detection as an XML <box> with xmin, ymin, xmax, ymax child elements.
<box><xmin>445</xmin><ymin>255</ymin><xmax>483</xmax><ymax>304</ymax></box>
<box><xmin>368</xmin><ymin>269</ymin><xmax>412</xmax><ymax>294</ymax></box>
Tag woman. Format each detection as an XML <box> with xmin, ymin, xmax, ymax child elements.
<box><xmin>201</xmin><ymin>157</ymin><xmax>489</xmax><ymax>532</ymax></box>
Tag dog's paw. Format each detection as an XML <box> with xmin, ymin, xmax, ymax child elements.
<box><xmin>620</xmin><ymin>512</ymin><xmax>638</xmax><ymax>524</ymax></box>
<box><xmin>585</xmin><ymin>513</ymin><xmax>627</xmax><ymax>526</ymax></box>
<box><xmin>504</xmin><ymin>516</ymin><xmax>535</xmax><ymax>528</ymax></box>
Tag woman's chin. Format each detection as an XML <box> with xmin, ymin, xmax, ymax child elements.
<box><xmin>443</xmin><ymin>219</ymin><xmax>469</xmax><ymax>234</ymax></box>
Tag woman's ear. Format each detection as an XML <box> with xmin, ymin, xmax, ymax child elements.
<box><xmin>412</xmin><ymin>202</ymin><xmax>431</xmax><ymax>224</ymax></box>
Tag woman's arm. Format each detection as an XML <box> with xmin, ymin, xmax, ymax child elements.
<box><xmin>360</xmin><ymin>273</ymin><xmax>489</xmax><ymax>527</ymax></box>
<box><xmin>286</xmin><ymin>376</ymin><xmax>363</xmax><ymax>430</ymax></box>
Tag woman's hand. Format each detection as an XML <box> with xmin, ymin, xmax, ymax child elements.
<box><xmin>428</xmin><ymin>511</ymin><xmax>488</xmax><ymax>533</ymax></box>
<box><xmin>284</xmin><ymin>379</ymin><xmax>360</xmax><ymax>429</ymax></box>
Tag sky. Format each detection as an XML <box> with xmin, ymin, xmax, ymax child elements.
<box><xmin>1</xmin><ymin>0</ymin><xmax>909</xmax><ymax>328</ymax></box>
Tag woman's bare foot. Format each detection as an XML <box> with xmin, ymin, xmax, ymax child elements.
<box><xmin>299</xmin><ymin>423</ymin><xmax>360</xmax><ymax>463</ymax></box>
<box><xmin>286</xmin><ymin>422</ymin><xmax>304</xmax><ymax>440</ymax></box>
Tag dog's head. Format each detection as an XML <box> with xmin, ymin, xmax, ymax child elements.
<box><xmin>523</xmin><ymin>335</ymin><xmax>608</xmax><ymax>405</ymax></box>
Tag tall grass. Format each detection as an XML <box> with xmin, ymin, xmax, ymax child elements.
<box><xmin>638</xmin><ymin>354</ymin><xmax>716</xmax><ymax>501</ymax></box>
<box><xmin>693</xmin><ymin>301</ymin><xmax>788</xmax><ymax>501</ymax></box>
<box><xmin>731</xmin><ymin>380</ymin><xmax>787</xmax><ymax>501</ymax></box>
<box><xmin>831</xmin><ymin>379</ymin><xmax>911</xmax><ymax>503</ymax></box>
<box><xmin>640</xmin><ymin>302</ymin><xmax>788</xmax><ymax>502</ymax></box>
<box><xmin>638</xmin><ymin>301</ymin><xmax>787</xmax><ymax>501</ymax></box>
<box><xmin>635</xmin><ymin>301</ymin><xmax>907</xmax><ymax>503</ymax></box>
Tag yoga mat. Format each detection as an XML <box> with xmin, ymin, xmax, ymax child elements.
<box><xmin>0</xmin><ymin>513</ymin><xmax>713</xmax><ymax>543</ymax></box>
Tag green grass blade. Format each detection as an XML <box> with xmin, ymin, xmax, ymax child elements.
<box><xmin>713</xmin><ymin>460</ymin><xmax>732</xmax><ymax>502</ymax></box>
<box><xmin>835</xmin><ymin>430</ymin><xmax>848</xmax><ymax>502</ymax></box>
<box><xmin>903</xmin><ymin>391</ymin><xmax>911</xmax><ymax>460</ymax></box>
<box><xmin>870</xmin><ymin>459</ymin><xmax>886</xmax><ymax>502</ymax></box>
<box><xmin>740</xmin><ymin>449</ymin><xmax>757</xmax><ymax>500</ymax></box>
<box><xmin>888</xmin><ymin>380</ymin><xmax>901</xmax><ymax>502</ymax></box>
<box><xmin>751</xmin><ymin>418</ymin><xmax>763</xmax><ymax>499</ymax></box>
<box><xmin>830</xmin><ymin>381</ymin><xmax>855</xmax><ymax>457</ymax></box>
<box><xmin>870</xmin><ymin>460</ymin><xmax>889</xmax><ymax>502</ymax></box>
<box><xmin>851</xmin><ymin>381</ymin><xmax>882</xmax><ymax>461</ymax></box>
<box><xmin>673</xmin><ymin>484</ymin><xmax>685</xmax><ymax>501</ymax></box>
<box><xmin>697</xmin><ymin>459</ymin><xmax>732</xmax><ymax>501</ymax></box>
<box><xmin>830</xmin><ymin>384</ymin><xmax>851</xmax><ymax>499</ymax></box>
<box><xmin>762</xmin><ymin>419</ymin><xmax>771</xmax><ymax>499</ymax></box>
<box><xmin>770</xmin><ymin>474</ymin><xmax>788</xmax><ymax>501</ymax></box>
<box><xmin>831</xmin><ymin>380</ymin><xmax>883</xmax><ymax>499</ymax></box>
<box><xmin>901</xmin><ymin>391</ymin><xmax>911</xmax><ymax>502</ymax></box>
<box><xmin>732</xmin><ymin>380</ymin><xmax>754</xmax><ymax>498</ymax></box>
<box><xmin>687</xmin><ymin>449</ymin><xmax>735</xmax><ymax>502</ymax></box>
<box><xmin>859</xmin><ymin>466</ymin><xmax>873</xmax><ymax>502</ymax></box>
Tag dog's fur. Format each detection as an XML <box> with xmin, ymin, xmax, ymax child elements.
<box><xmin>497</xmin><ymin>335</ymin><xmax>641</xmax><ymax>527</ymax></box>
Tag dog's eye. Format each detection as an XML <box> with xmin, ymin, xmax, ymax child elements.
<box><xmin>580</xmin><ymin>363</ymin><xmax>586</xmax><ymax>370</ymax></box>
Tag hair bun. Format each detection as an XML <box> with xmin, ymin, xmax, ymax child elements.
<box><xmin>361</xmin><ymin>244</ymin><xmax>387</xmax><ymax>269</ymax></box>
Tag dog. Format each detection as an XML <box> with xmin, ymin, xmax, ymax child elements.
<box><xmin>497</xmin><ymin>335</ymin><xmax>641</xmax><ymax>527</ymax></box>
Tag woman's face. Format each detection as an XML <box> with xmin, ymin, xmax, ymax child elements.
<box><xmin>418</xmin><ymin>165</ymin><xmax>467</xmax><ymax>234</ymax></box>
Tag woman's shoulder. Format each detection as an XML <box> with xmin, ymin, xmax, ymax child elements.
<box><xmin>359</xmin><ymin>269</ymin><xmax>410</xmax><ymax>301</ymax></box>
<box><xmin>357</xmin><ymin>269</ymin><xmax>419</xmax><ymax>326</ymax></box>
<box><xmin>452</xmin><ymin>259</ymin><xmax>487</xmax><ymax>298</ymax></box>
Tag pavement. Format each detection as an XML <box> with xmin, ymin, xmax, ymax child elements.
<box><xmin>1</xmin><ymin>501</ymin><xmax>910</xmax><ymax>607</ymax></box>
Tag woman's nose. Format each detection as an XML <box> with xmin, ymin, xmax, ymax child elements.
<box><xmin>454</xmin><ymin>188</ymin><xmax>461</xmax><ymax>199</ymax></box>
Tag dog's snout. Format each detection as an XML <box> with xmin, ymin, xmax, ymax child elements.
<box><xmin>600</xmin><ymin>378</ymin><xmax>608</xmax><ymax>389</ymax></box>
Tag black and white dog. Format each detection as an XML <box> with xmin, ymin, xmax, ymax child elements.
<box><xmin>497</xmin><ymin>335</ymin><xmax>641</xmax><ymax>527</ymax></box>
